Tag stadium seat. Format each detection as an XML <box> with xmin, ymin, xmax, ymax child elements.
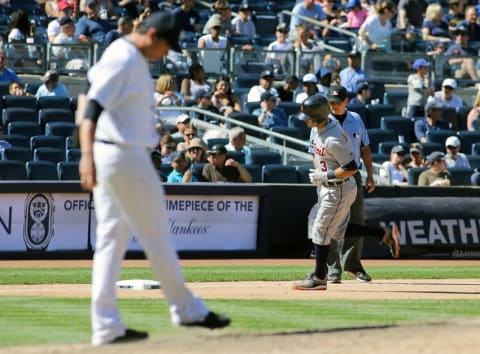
<box><xmin>288</xmin><ymin>114</ymin><xmax>310</xmax><ymax>140</ymax></box>
<box><xmin>206</xmin><ymin>138</ymin><xmax>229</xmax><ymax>149</ymax></box>
<box><xmin>158</xmin><ymin>164</ymin><xmax>173</xmax><ymax>180</ymax></box>
<box><xmin>33</xmin><ymin>147</ymin><xmax>66</xmax><ymax>163</ymax></box>
<box><xmin>277</xmin><ymin>102</ymin><xmax>301</xmax><ymax>117</ymax></box>
<box><xmin>70</xmin><ymin>96</ymin><xmax>78</xmax><ymax>112</ymax></box>
<box><xmin>467</xmin><ymin>155</ymin><xmax>480</xmax><ymax>169</ymax></box>
<box><xmin>366</xmin><ymin>128</ymin><xmax>396</xmax><ymax>153</ymax></box>
<box><xmin>1</xmin><ymin>146</ymin><xmax>33</xmax><ymax>162</ymax></box>
<box><xmin>296</xmin><ymin>164</ymin><xmax>313</xmax><ymax>184</ymax></box>
<box><xmin>38</xmin><ymin>108</ymin><xmax>74</xmax><ymax>130</ymax></box>
<box><xmin>269</xmin><ymin>126</ymin><xmax>303</xmax><ymax>150</ymax></box>
<box><xmin>448</xmin><ymin>167</ymin><xmax>474</xmax><ymax>186</ymax></box>
<box><xmin>425</xmin><ymin>130</ymin><xmax>456</xmax><ymax>145</ymax></box>
<box><xmin>0</xmin><ymin>160</ymin><xmax>28</xmax><ymax>180</ymax></box>
<box><xmin>57</xmin><ymin>161</ymin><xmax>80</xmax><ymax>180</ymax></box>
<box><xmin>407</xmin><ymin>167</ymin><xmax>428</xmax><ymax>185</ymax></box>
<box><xmin>190</xmin><ymin>162</ymin><xmax>206</xmax><ymax>181</ymax></box>
<box><xmin>456</xmin><ymin>131</ymin><xmax>480</xmax><ymax>154</ymax></box>
<box><xmin>37</xmin><ymin>96</ymin><xmax>72</xmax><ymax>110</ymax></box>
<box><xmin>366</xmin><ymin>80</ymin><xmax>386</xmax><ymax>103</ymax></box>
<box><xmin>7</xmin><ymin>121</ymin><xmax>42</xmax><ymax>138</ymax></box>
<box><xmin>365</xmin><ymin>103</ymin><xmax>396</xmax><ymax>129</ymax></box>
<box><xmin>421</xmin><ymin>142</ymin><xmax>444</xmax><ymax>155</ymax></box>
<box><xmin>472</xmin><ymin>119</ymin><xmax>480</xmax><ymax>131</ymax></box>
<box><xmin>346</xmin><ymin>104</ymin><xmax>368</xmax><ymax>127</ymax></box>
<box><xmin>253</xmin><ymin>14</ymin><xmax>278</xmax><ymax>35</ymax></box>
<box><xmin>45</xmin><ymin>122</ymin><xmax>76</xmax><ymax>138</ymax></box>
<box><xmin>226</xmin><ymin>150</ymin><xmax>245</xmax><ymax>164</ymax></box>
<box><xmin>2</xmin><ymin>107</ymin><xmax>37</xmax><ymax>126</ymax></box>
<box><xmin>0</xmin><ymin>134</ymin><xmax>29</xmax><ymax>148</ymax></box>
<box><xmin>383</xmin><ymin>91</ymin><xmax>408</xmax><ymax>115</ymax></box>
<box><xmin>2</xmin><ymin>95</ymin><xmax>37</xmax><ymax>109</ymax></box>
<box><xmin>262</xmin><ymin>164</ymin><xmax>298</xmax><ymax>183</ymax></box>
<box><xmin>245</xmin><ymin>101</ymin><xmax>261</xmax><ymax>114</ymax></box>
<box><xmin>380</xmin><ymin>115</ymin><xmax>415</xmax><ymax>143</ymax></box>
<box><xmin>26</xmin><ymin>161</ymin><xmax>58</xmax><ymax>180</ymax></box>
<box><xmin>378</xmin><ymin>141</ymin><xmax>409</xmax><ymax>155</ymax></box>
<box><xmin>228</xmin><ymin>112</ymin><xmax>263</xmax><ymax>138</ymax></box>
<box><xmin>442</xmin><ymin>107</ymin><xmax>460</xmax><ymax>131</ymax></box>
<box><xmin>456</xmin><ymin>105</ymin><xmax>471</xmax><ymax>131</ymax></box>
<box><xmin>66</xmin><ymin>148</ymin><xmax>81</xmax><ymax>162</ymax></box>
<box><xmin>472</xmin><ymin>143</ymin><xmax>480</xmax><ymax>155</ymax></box>
<box><xmin>24</xmin><ymin>82</ymin><xmax>41</xmax><ymax>96</ymax></box>
<box><xmin>371</xmin><ymin>152</ymin><xmax>390</xmax><ymax>164</ymax></box>
<box><xmin>250</xmin><ymin>150</ymin><xmax>282</xmax><ymax>165</ymax></box>
<box><xmin>242</xmin><ymin>164</ymin><xmax>261</xmax><ymax>183</ymax></box>
<box><xmin>30</xmin><ymin>135</ymin><xmax>65</xmax><ymax>150</ymax></box>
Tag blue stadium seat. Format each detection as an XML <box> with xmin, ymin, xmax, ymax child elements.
<box><xmin>262</xmin><ymin>164</ymin><xmax>298</xmax><ymax>183</ymax></box>
<box><xmin>2</xmin><ymin>95</ymin><xmax>37</xmax><ymax>109</ymax></box>
<box><xmin>380</xmin><ymin>115</ymin><xmax>415</xmax><ymax>143</ymax></box>
<box><xmin>472</xmin><ymin>143</ymin><xmax>480</xmax><ymax>155</ymax></box>
<box><xmin>378</xmin><ymin>141</ymin><xmax>409</xmax><ymax>155</ymax></box>
<box><xmin>383</xmin><ymin>91</ymin><xmax>408</xmax><ymax>115</ymax></box>
<box><xmin>277</xmin><ymin>102</ymin><xmax>301</xmax><ymax>117</ymax></box>
<box><xmin>24</xmin><ymin>82</ymin><xmax>41</xmax><ymax>96</ymax></box>
<box><xmin>442</xmin><ymin>107</ymin><xmax>460</xmax><ymax>131</ymax></box>
<box><xmin>66</xmin><ymin>148</ymin><xmax>81</xmax><ymax>162</ymax></box>
<box><xmin>228</xmin><ymin>112</ymin><xmax>263</xmax><ymax>138</ymax></box>
<box><xmin>70</xmin><ymin>96</ymin><xmax>78</xmax><ymax>112</ymax></box>
<box><xmin>270</xmin><ymin>126</ymin><xmax>304</xmax><ymax>150</ymax></box>
<box><xmin>296</xmin><ymin>164</ymin><xmax>313</xmax><ymax>184</ymax></box>
<box><xmin>0</xmin><ymin>160</ymin><xmax>28</xmax><ymax>180</ymax></box>
<box><xmin>366</xmin><ymin>128</ymin><xmax>396</xmax><ymax>153</ymax></box>
<box><xmin>253</xmin><ymin>15</ymin><xmax>278</xmax><ymax>35</ymax></box>
<box><xmin>456</xmin><ymin>131</ymin><xmax>480</xmax><ymax>154</ymax></box>
<box><xmin>7</xmin><ymin>121</ymin><xmax>42</xmax><ymax>138</ymax></box>
<box><xmin>1</xmin><ymin>146</ymin><xmax>33</xmax><ymax>162</ymax></box>
<box><xmin>45</xmin><ymin>122</ymin><xmax>76</xmax><ymax>138</ymax></box>
<box><xmin>2</xmin><ymin>107</ymin><xmax>37</xmax><ymax>126</ymax></box>
<box><xmin>371</xmin><ymin>153</ymin><xmax>390</xmax><ymax>164</ymax></box>
<box><xmin>421</xmin><ymin>142</ymin><xmax>444</xmax><ymax>156</ymax></box>
<box><xmin>288</xmin><ymin>114</ymin><xmax>310</xmax><ymax>140</ymax></box>
<box><xmin>250</xmin><ymin>150</ymin><xmax>282</xmax><ymax>165</ymax></box>
<box><xmin>38</xmin><ymin>108</ymin><xmax>74</xmax><ymax>130</ymax></box>
<box><xmin>206</xmin><ymin>138</ymin><xmax>229</xmax><ymax>149</ymax></box>
<box><xmin>33</xmin><ymin>147</ymin><xmax>66</xmax><ymax>163</ymax></box>
<box><xmin>407</xmin><ymin>167</ymin><xmax>428</xmax><ymax>185</ymax></box>
<box><xmin>30</xmin><ymin>135</ymin><xmax>65</xmax><ymax>150</ymax></box>
<box><xmin>242</xmin><ymin>164</ymin><xmax>261</xmax><ymax>183</ymax></box>
<box><xmin>37</xmin><ymin>96</ymin><xmax>72</xmax><ymax>110</ymax></box>
<box><xmin>346</xmin><ymin>104</ymin><xmax>368</xmax><ymax>127</ymax></box>
<box><xmin>226</xmin><ymin>150</ymin><xmax>245</xmax><ymax>164</ymax></box>
<box><xmin>448</xmin><ymin>167</ymin><xmax>474</xmax><ymax>186</ymax></box>
<box><xmin>57</xmin><ymin>161</ymin><xmax>80</xmax><ymax>180</ymax></box>
<box><xmin>425</xmin><ymin>130</ymin><xmax>456</xmax><ymax>145</ymax></box>
<box><xmin>467</xmin><ymin>155</ymin><xmax>480</xmax><ymax>169</ymax></box>
<box><xmin>26</xmin><ymin>161</ymin><xmax>58</xmax><ymax>180</ymax></box>
<box><xmin>0</xmin><ymin>134</ymin><xmax>29</xmax><ymax>148</ymax></box>
<box><xmin>365</xmin><ymin>103</ymin><xmax>396</xmax><ymax>129</ymax></box>
<box><xmin>190</xmin><ymin>162</ymin><xmax>206</xmax><ymax>181</ymax></box>
<box><xmin>245</xmin><ymin>101</ymin><xmax>261</xmax><ymax>114</ymax></box>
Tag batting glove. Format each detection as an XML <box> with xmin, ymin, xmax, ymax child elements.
<box><xmin>309</xmin><ymin>169</ymin><xmax>328</xmax><ymax>185</ymax></box>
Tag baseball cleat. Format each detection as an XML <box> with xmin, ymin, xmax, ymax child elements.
<box><xmin>181</xmin><ymin>311</ymin><xmax>231</xmax><ymax>329</ymax></box>
<box><xmin>292</xmin><ymin>273</ymin><xmax>327</xmax><ymax>290</ymax></box>
<box><xmin>327</xmin><ymin>275</ymin><xmax>342</xmax><ymax>284</ymax></box>
<box><xmin>381</xmin><ymin>225</ymin><xmax>401</xmax><ymax>258</ymax></box>
<box><xmin>354</xmin><ymin>271</ymin><xmax>372</xmax><ymax>283</ymax></box>
<box><xmin>108</xmin><ymin>328</ymin><xmax>149</xmax><ymax>344</ymax></box>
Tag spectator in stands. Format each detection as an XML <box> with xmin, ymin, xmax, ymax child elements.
<box><xmin>211</xmin><ymin>75</ymin><xmax>241</xmax><ymax>116</ymax></box>
<box><xmin>432</xmin><ymin>78</ymin><xmax>464</xmax><ymax>110</ymax></box>
<box><xmin>457</xmin><ymin>5</ymin><xmax>480</xmax><ymax>42</ymax></box>
<box><xmin>154</xmin><ymin>73</ymin><xmax>183</xmax><ymax>107</ymax></box>
<box><xmin>231</xmin><ymin>3</ymin><xmax>255</xmax><ymax>37</ymax></box>
<box><xmin>266</xmin><ymin>23</ymin><xmax>295</xmax><ymax>72</ymax></box>
<box><xmin>414</xmin><ymin>100</ymin><xmax>450</xmax><ymax>143</ymax></box>
<box><xmin>47</xmin><ymin>1</ymin><xmax>73</xmax><ymax>42</ymax></box>
<box><xmin>203</xmin><ymin>0</ymin><xmax>234</xmax><ymax>35</ymax></box>
<box><xmin>295</xmin><ymin>73</ymin><xmax>319</xmax><ymax>103</ymax></box>
<box><xmin>157</xmin><ymin>133</ymin><xmax>177</xmax><ymax>164</ymax></box>
<box><xmin>349</xmin><ymin>80</ymin><xmax>371</xmax><ymax>106</ymax></box>
<box><xmin>339</xmin><ymin>51</ymin><xmax>366</xmax><ymax>94</ymax></box>
<box><xmin>445</xmin><ymin>135</ymin><xmax>471</xmax><ymax>168</ymax></box>
<box><xmin>0</xmin><ymin>48</ymin><xmax>22</xmax><ymax>84</ymax></box>
<box><xmin>445</xmin><ymin>25</ymin><xmax>479</xmax><ymax>81</ymax></box>
<box><xmin>7</xmin><ymin>9</ymin><xmax>33</xmax><ymax>43</ymax></box>
<box><xmin>185</xmin><ymin>137</ymin><xmax>208</xmax><ymax>164</ymax></box>
<box><xmin>321</xmin><ymin>0</ymin><xmax>344</xmax><ymax>38</ymax></box>
<box><xmin>171</xmin><ymin>114</ymin><xmax>190</xmax><ymax>140</ymax></box>
<box><xmin>247</xmin><ymin>70</ymin><xmax>278</xmax><ymax>103</ymax></box>
<box><xmin>75</xmin><ymin>0</ymin><xmax>107</xmax><ymax>43</ymax></box>
<box><xmin>180</xmin><ymin>63</ymin><xmax>211</xmax><ymax>100</ymax></box>
<box><xmin>275</xmin><ymin>74</ymin><xmax>299</xmax><ymax>102</ymax></box>
<box><xmin>79</xmin><ymin>0</ymin><xmax>117</xmax><ymax>20</ymax></box>
<box><xmin>176</xmin><ymin>124</ymin><xmax>198</xmax><ymax>152</ymax></box>
<box><xmin>104</xmin><ymin>16</ymin><xmax>133</xmax><ymax>46</ymax></box>
<box><xmin>381</xmin><ymin>145</ymin><xmax>409</xmax><ymax>186</ymax></box>
<box><xmin>225</xmin><ymin>126</ymin><xmax>251</xmax><ymax>164</ymax></box>
<box><xmin>202</xmin><ymin>144</ymin><xmax>252</xmax><ymax>183</ymax></box>
<box><xmin>52</xmin><ymin>16</ymin><xmax>77</xmax><ymax>56</ymax></box>
<box><xmin>421</xmin><ymin>3</ymin><xmax>451</xmax><ymax>44</ymax></box>
<box><xmin>254</xmin><ymin>91</ymin><xmax>288</xmax><ymax>129</ymax></box>
<box><xmin>396</xmin><ymin>0</ymin><xmax>428</xmax><ymax>30</ymax></box>
<box><xmin>171</xmin><ymin>0</ymin><xmax>200</xmax><ymax>33</ymax></box>
<box><xmin>191</xmin><ymin>89</ymin><xmax>220</xmax><ymax>122</ymax></box>
<box><xmin>406</xmin><ymin>142</ymin><xmax>426</xmax><ymax>169</ymax></box>
<box><xmin>345</xmin><ymin>0</ymin><xmax>368</xmax><ymax>29</ymax></box>
<box><xmin>167</xmin><ymin>151</ymin><xmax>196</xmax><ymax>183</ymax></box>
<box><xmin>8</xmin><ymin>80</ymin><xmax>25</xmax><ymax>96</ymax></box>
<box><xmin>400</xmin><ymin>25</ymin><xmax>421</xmax><ymax>52</ymax></box>
<box><xmin>444</xmin><ymin>0</ymin><xmax>465</xmax><ymax>33</ymax></box>
<box><xmin>35</xmin><ymin>69</ymin><xmax>70</xmax><ymax>98</ymax></box>
<box><xmin>466</xmin><ymin>91</ymin><xmax>480</xmax><ymax>131</ymax></box>
<box><xmin>45</xmin><ymin>0</ymin><xmax>74</xmax><ymax>17</ymax></box>
<box><xmin>358</xmin><ymin>0</ymin><xmax>395</xmax><ymax>52</ymax></box>
<box><xmin>294</xmin><ymin>24</ymin><xmax>320</xmax><ymax>74</ymax></box>
<box><xmin>198</xmin><ymin>17</ymin><xmax>228</xmax><ymax>49</ymax></box>
<box><xmin>407</xmin><ymin>58</ymin><xmax>434</xmax><ymax>118</ymax></box>
<box><xmin>417</xmin><ymin>151</ymin><xmax>454</xmax><ymax>186</ymax></box>
<box><xmin>288</xmin><ymin>0</ymin><xmax>327</xmax><ymax>41</ymax></box>
<box><xmin>158</xmin><ymin>0</ymin><xmax>176</xmax><ymax>12</ymax></box>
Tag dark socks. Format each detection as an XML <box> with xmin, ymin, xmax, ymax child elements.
<box><xmin>313</xmin><ymin>244</ymin><xmax>330</xmax><ymax>279</ymax></box>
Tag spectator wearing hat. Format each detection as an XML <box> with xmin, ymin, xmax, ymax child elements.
<box><xmin>211</xmin><ymin>75</ymin><xmax>241</xmax><ymax>116</ymax></box>
<box><xmin>399</xmin><ymin>25</ymin><xmax>421</xmax><ymax>53</ymax></box>
<box><xmin>167</xmin><ymin>151</ymin><xmax>197</xmax><ymax>183</ymax></box>
<box><xmin>445</xmin><ymin>136</ymin><xmax>471</xmax><ymax>168</ymax></box>
<box><xmin>0</xmin><ymin>48</ymin><xmax>22</xmax><ymax>84</ymax></box>
<box><xmin>456</xmin><ymin>5</ymin><xmax>480</xmax><ymax>42</ymax></box>
<box><xmin>396</xmin><ymin>0</ymin><xmax>428</xmax><ymax>31</ymax></box>
<box><xmin>171</xmin><ymin>0</ymin><xmax>201</xmax><ymax>33</ymax></box>
<box><xmin>231</xmin><ymin>3</ymin><xmax>256</xmax><ymax>37</ymax></box>
<box><xmin>254</xmin><ymin>91</ymin><xmax>288</xmax><ymax>129</ymax></box>
<box><xmin>339</xmin><ymin>51</ymin><xmax>366</xmax><ymax>93</ymax></box>
<box><xmin>202</xmin><ymin>0</ymin><xmax>234</xmax><ymax>35</ymax></box>
<box><xmin>407</xmin><ymin>58</ymin><xmax>434</xmax><ymax>118</ymax></box>
<box><xmin>266</xmin><ymin>23</ymin><xmax>294</xmax><ymax>70</ymax></box>
<box><xmin>288</xmin><ymin>0</ymin><xmax>327</xmax><ymax>40</ymax></box>
<box><xmin>358</xmin><ymin>1</ymin><xmax>395</xmax><ymax>52</ymax></box>
<box><xmin>198</xmin><ymin>17</ymin><xmax>228</xmax><ymax>49</ymax></box>
<box><xmin>380</xmin><ymin>145</ymin><xmax>409</xmax><ymax>186</ymax></box>
<box><xmin>35</xmin><ymin>69</ymin><xmax>70</xmax><ymax>98</ymax></box>
<box><xmin>171</xmin><ymin>114</ymin><xmax>191</xmax><ymax>140</ymax></box>
<box><xmin>185</xmin><ymin>137</ymin><xmax>208</xmax><ymax>168</ymax></box>
<box><xmin>104</xmin><ymin>16</ymin><xmax>133</xmax><ymax>46</ymax></box>
<box><xmin>444</xmin><ymin>0</ymin><xmax>465</xmax><ymax>33</ymax></box>
<box><xmin>345</xmin><ymin>0</ymin><xmax>367</xmax><ymax>29</ymax></box>
<box><xmin>191</xmin><ymin>89</ymin><xmax>220</xmax><ymax>122</ymax></box>
<box><xmin>225</xmin><ymin>126</ymin><xmax>251</xmax><ymax>164</ymax></box>
<box><xmin>75</xmin><ymin>0</ymin><xmax>107</xmax><ymax>43</ymax></box>
<box><xmin>406</xmin><ymin>142</ymin><xmax>427</xmax><ymax>169</ymax></box>
<box><xmin>417</xmin><ymin>151</ymin><xmax>454</xmax><ymax>186</ymax></box>
<box><xmin>202</xmin><ymin>144</ymin><xmax>252</xmax><ymax>183</ymax></box>
<box><xmin>445</xmin><ymin>25</ymin><xmax>479</xmax><ymax>81</ymax></box>
<box><xmin>314</xmin><ymin>67</ymin><xmax>332</xmax><ymax>97</ymax></box>
<box><xmin>247</xmin><ymin>70</ymin><xmax>278</xmax><ymax>103</ymax></box>
<box><xmin>466</xmin><ymin>91</ymin><xmax>480</xmax><ymax>131</ymax></box>
<box><xmin>45</xmin><ymin>0</ymin><xmax>74</xmax><ymax>18</ymax></box>
<box><xmin>275</xmin><ymin>75</ymin><xmax>300</xmax><ymax>102</ymax></box>
<box><xmin>349</xmin><ymin>80</ymin><xmax>371</xmax><ymax>106</ymax></box>
<box><xmin>47</xmin><ymin>1</ymin><xmax>73</xmax><ymax>42</ymax></box>
<box><xmin>52</xmin><ymin>16</ymin><xmax>79</xmax><ymax>58</ymax></box>
<box><xmin>432</xmin><ymin>78</ymin><xmax>464</xmax><ymax>110</ymax></box>
<box><xmin>421</xmin><ymin>3</ymin><xmax>451</xmax><ymax>43</ymax></box>
<box><xmin>295</xmin><ymin>73</ymin><xmax>319</xmax><ymax>103</ymax></box>
<box><xmin>414</xmin><ymin>100</ymin><xmax>450</xmax><ymax>143</ymax></box>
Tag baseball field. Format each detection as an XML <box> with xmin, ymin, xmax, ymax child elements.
<box><xmin>0</xmin><ymin>259</ymin><xmax>479</xmax><ymax>354</ymax></box>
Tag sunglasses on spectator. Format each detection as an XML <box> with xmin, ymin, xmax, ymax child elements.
<box><xmin>189</xmin><ymin>147</ymin><xmax>201</xmax><ymax>152</ymax></box>
<box><xmin>165</xmin><ymin>145</ymin><xmax>176</xmax><ymax>150</ymax></box>
<box><xmin>443</xmin><ymin>86</ymin><xmax>454</xmax><ymax>90</ymax></box>
<box><xmin>185</xmin><ymin>133</ymin><xmax>196</xmax><ymax>137</ymax></box>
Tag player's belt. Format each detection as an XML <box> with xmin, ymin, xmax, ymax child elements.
<box><xmin>323</xmin><ymin>177</ymin><xmax>350</xmax><ymax>187</ymax></box>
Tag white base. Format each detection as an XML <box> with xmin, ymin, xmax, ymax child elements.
<box><xmin>116</xmin><ymin>279</ymin><xmax>161</xmax><ymax>290</ymax></box>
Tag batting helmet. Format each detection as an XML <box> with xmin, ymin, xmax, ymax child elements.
<box><xmin>300</xmin><ymin>94</ymin><xmax>330</xmax><ymax>123</ymax></box>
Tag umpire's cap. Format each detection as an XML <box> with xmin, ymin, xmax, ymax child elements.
<box><xmin>299</xmin><ymin>94</ymin><xmax>330</xmax><ymax>123</ymax></box>
<box><xmin>141</xmin><ymin>12</ymin><xmax>181</xmax><ymax>52</ymax></box>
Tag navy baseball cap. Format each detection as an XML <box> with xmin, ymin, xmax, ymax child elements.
<box><xmin>355</xmin><ymin>80</ymin><xmax>371</xmax><ymax>93</ymax></box>
<box><xmin>327</xmin><ymin>85</ymin><xmax>348</xmax><ymax>102</ymax></box>
<box><xmin>412</xmin><ymin>58</ymin><xmax>431</xmax><ymax>70</ymax></box>
<box><xmin>141</xmin><ymin>12</ymin><xmax>181</xmax><ymax>52</ymax></box>
<box><xmin>426</xmin><ymin>151</ymin><xmax>446</xmax><ymax>163</ymax></box>
<box><xmin>260</xmin><ymin>70</ymin><xmax>274</xmax><ymax>79</ymax></box>
<box><xmin>207</xmin><ymin>144</ymin><xmax>227</xmax><ymax>155</ymax></box>
<box><xmin>391</xmin><ymin>145</ymin><xmax>406</xmax><ymax>154</ymax></box>
<box><xmin>260</xmin><ymin>91</ymin><xmax>277</xmax><ymax>101</ymax></box>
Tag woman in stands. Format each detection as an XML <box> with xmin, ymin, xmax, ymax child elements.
<box><xmin>294</xmin><ymin>24</ymin><xmax>320</xmax><ymax>74</ymax></box>
<box><xmin>321</xmin><ymin>0</ymin><xmax>344</xmax><ymax>38</ymax></box>
<box><xmin>211</xmin><ymin>75</ymin><xmax>241</xmax><ymax>116</ymax></box>
<box><xmin>154</xmin><ymin>74</ymin><xmax>183</xmax><ymax>106</ymax></box>
<box><xmin>421</xmin><ymin>3</ymin><xmax>451</xmax><ymax>44</ymax></box>
<box><xmin>180</xmin><ymin>63</ymin><xmax>212</xmax><ymax>100</ymax></box>
<box><xmin>7</xmin><ymin>9</ymin><xmax>33</xmax><ymax>43</ymax></box>
<box><xmin>176</xmin><ymin>124</ymin><xmax>198</xmax><ymax>152</ymax></box>
<box><xmin>466</xmin><ymin>92</ymin><xmax>480</xmax><ymax>131</ymax></box>
<box><xmin>358</xmin><ymin>1</ymin><xmax>395</xmax><ymax>52</ymax></box>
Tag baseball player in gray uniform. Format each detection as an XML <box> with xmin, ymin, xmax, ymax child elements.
<box><xmin>78</xmin><ymin>12</ymin><xmax>230</xmax><ymax>346</ymax></box>
<box><xmin>293</xmin><ymin>94</ymin><xmax>359</xmax><ymax>291</ymax></box>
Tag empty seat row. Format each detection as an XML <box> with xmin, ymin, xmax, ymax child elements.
<box><xmin>2</xmin><ymin>107</ymin><xmax>74</xmax><ymax>129</ymax></box>
<box><xmin>0</xmin><ymin>160</ymin><xmax>79</xmax><ymax>180</ymax></box>
<box><xmin>1</xmin><ymin>146</ymin><xmax>80</xmax><ymax>163</ymax></box>
<box><xmin>0</xmin><ymin>95</ymin><xmax>76</xmax><ymax>112</ymax></box>
<box><xmin>4</xmin><ymin>121</ymin><xmax>76</xmax><ymax>138</ymax></box>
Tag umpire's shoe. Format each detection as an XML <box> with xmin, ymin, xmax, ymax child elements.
<box><xmin>381</xmin><ymin>225</ymin><xmax>401</xmax><ymax>258</ymax></box>
<box><xmin>182</xmin><ymin>311</ymin><xmax>231</xmax><ymax>329</ymax></box>
<box><xmin>109</xmin><ymin>329</ymin><xmax>149</xmax><ymax>344</ymax></box>
<box><xmin>292</xmin><ymin>273</ymin><xmax>327</xmax><ymax>290</ymax></box>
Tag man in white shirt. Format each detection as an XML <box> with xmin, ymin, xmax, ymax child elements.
<box><xmin>47</xmin><ymin>1</ymin><xmax>73</xmax><ymax>42</ymax></box>
<box><xmin>247</xmin><ymin>70</ymin><xmax>278</xmax><ymax>102</ymax></box>
<box><xmin>433</xmin><ymin>78</ymin><xmax>464</xmax><ymax>110</ymax></box>
<box><xmin>289</xmin><ymin>0</ymin><xmax>327</xmax><ymax>40</ymax></box>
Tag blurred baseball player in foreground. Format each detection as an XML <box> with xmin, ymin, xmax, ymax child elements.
<box><xmin>78</xmin><ymin>12</ymin><xmax>230</xmax><ymax>346</ymax></box>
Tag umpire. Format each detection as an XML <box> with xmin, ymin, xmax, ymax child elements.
<box><xmin>326</xmin><ymin>85</ymin><xmax>375</xmax><ymax>283</ymax></box>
